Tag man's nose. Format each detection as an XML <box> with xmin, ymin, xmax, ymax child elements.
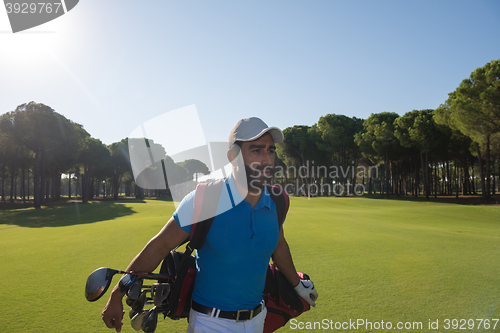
<box><xmin>262</xmin><ymin>150</ymin><xmax>272</xmax><ymax>165</ymax></box>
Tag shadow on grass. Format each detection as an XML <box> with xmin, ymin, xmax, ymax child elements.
<box><xmin>0</xmin><ymin>201</ymin><xmax>138</xmax><ymax>228</ymax></box>
<box><xmin>144</xmin><ymin>197</ymin><xmax>174</xmax><ymax>202</ymax></box>
<box><xmin>361</xmin><ymin>193</ymin><xmax>500</xmax><ymax>206</ymax></box>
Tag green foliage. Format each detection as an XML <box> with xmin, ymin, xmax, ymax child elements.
<box><xmin>164</xmin><ymin>155</ymin><xmax>189</xmax><ymax>186</ymax></box>
<box><xmin>2</xmin><ymin>63</ymin><xmax>500</xmax><ymax>204</ymax></box>
<box><xmin>440</xmin><ymin>59</ymin><xmax>500</xmax><ymax>198</ymax></box>
<box><xmin>80</xmin><ymin>137</ymin><xmax>110</xmax><ymax>174</ymax></box>
<box><xmin>317</xmin><ymin>114</ymin><xmax>361</xmax><ymax>153</ymax></box>
<box><xmin>316</xmin><ymin>114</ymin><xmax>363</xmax><ymax>167</ymax></box>
<box><xmin>177</xmin><ymin>159</ymin><xmax>210</xmax><ymax>180</ymax></box>
<box><xmin>1</xmin><ymin>102</ymin><xmax>83</xmax><ymax>161</ymax></box>
<box><xmin>277</xmin><ymin>125</ymin><xmax>316</xmax><ymax>167</ymax></box>
<box><xmin>395</xmin><ymin>109</ymin><xmax>446</xmax><ymax>154</ymax></box>
<box><xmin>0</xmin><ymin>102</ymin><xmax>88</xmax><ymax>206</ymax></box>
<box><xmin>79</xmin><ymin>137</ymin><xmax>111</xmax><ymax>202</ymax></box>
<box><xmin>438</xmin><ymin>58</ymin><xmax>499</xmax><ymax>172</ymax></box>
<box><xmin>434</xmin><ymin>106</ymin><xmax>475</xmax><ymax>161</ymax></box>
<box><xmin>108</xmin><ymin>138</ymin><xmax>133</xmax><ymax>197</ymax></box>
<box><xmin>354</xmin><ymin>112</ymin><xmax>401</xmax><ymax>160</ymax></box>
<box><xmin>108</xmin><ymin>138</ymin><xmax>132</xmax><ymax>174</ymax></box>
<box><xmin>445</xmin><ymin>59</ymin><xmax>500</xmax><ymax>143</ymax></box>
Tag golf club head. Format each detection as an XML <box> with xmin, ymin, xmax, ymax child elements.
<box><xmin>129</xmin><ymin>308</ymin><xmax>138</xmax><ymax>319</ymax></box>
<box><xmin>85</xmin><ymin>267</ymin><xmax>119</xmax><ymax>302</ymax></box>
<box><xmin>151</xmin><ymin>283</ymin><xmax>171</xmax><ymax>307</ymax></box>
<box><xmin>141</xmin><ymin>308</ymin><xmax>158</xmax><ymax>333</ymax></box>
<box><xmin>131</xmin><ymin>310</ymin><xmax>147</xmax><ymax>331</ymax></box>
<box><xmin>131</xmin><ymin>291</ymin><xmax>148</xmax><ymax>313</ymax></box>
<box><xmin>127</xmin><ymin>278</ymin><xmax>144</xmax><ymax>299</ymax></box>
<box><xmin>119</xmin><ymin>274</ymin><xmax>138</xmax><ymax>292</ymax></box>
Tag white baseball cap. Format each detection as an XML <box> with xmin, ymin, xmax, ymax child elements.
<box><xmin>228</xmin><ymin>117</ymin><xmax>284</xmax><ymax>148</ymax></box>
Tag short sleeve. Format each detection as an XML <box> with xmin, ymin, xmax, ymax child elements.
<box><xmin>172</xmin><ymin>190</ymin><xmax>196</xmax><ymax>233</ymax></box>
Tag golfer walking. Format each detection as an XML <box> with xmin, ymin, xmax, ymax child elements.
<box><xmin>102</xmin><ymin>117</ymin><xmax>318</xmax><ymax>333</ymax></box>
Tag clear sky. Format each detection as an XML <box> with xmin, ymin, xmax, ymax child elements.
<box><xmin>1</xmin><ymin>0</ymin><xmax>499</xmax><ymax>146</ymax></box>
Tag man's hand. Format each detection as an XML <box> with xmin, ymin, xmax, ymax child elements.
<box><xmin>294</xmin><ymin>279</ymin><xmax>318</xmax><ymax>307</ymax></box>
<box><xmin>102</xmin><ymin>294</ymin><xmax>125</xmax><ymax>332</ymax></box>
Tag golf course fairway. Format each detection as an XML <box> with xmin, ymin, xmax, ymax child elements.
<box><xmin>0</xmin><ymin>196</ymin><xmax>499</xmax><ymax>332</ymax></box>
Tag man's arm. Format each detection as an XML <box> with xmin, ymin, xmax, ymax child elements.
<box><xmin>272</xmin><ymin>226</ymin><xmax>318</xmax><ymax>307</ymax></box>
<box><xmin>272</xmin><ymin>226</ymin><xmax>300</xmax><ymax>287</ymax></box>
<box><xmin>101</xmin><ymin>217</ymin><xmax>189</xmax><ymax>332</ymax></box>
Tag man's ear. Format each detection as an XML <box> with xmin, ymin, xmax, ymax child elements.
<box><xmin>227</xmin><ymin>149</ymin><xmax>236</xmax><ymax>164</ymax></box>
<box><xmin>227</xmin><ymin>145</ymin><xmax>241</xmax><ymax>165</ymax></box>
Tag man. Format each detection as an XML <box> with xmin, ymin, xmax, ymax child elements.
<box><xmin>102</xmin><ymin>117</ymin><xmax>318</xmax><ymax>333</ymax></box>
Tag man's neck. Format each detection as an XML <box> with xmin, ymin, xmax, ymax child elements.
<box><xmin>230</xmin><ymin>170</ymin><xmax>263</xmax><ymax>208</ymax></box>
<box><xmin>245</xmin><ymin>189</ymin><xmax>262</xmax><ymax>208</ymax></box>
<box><xmin>233</xmin><ymin>180</ymin><xmax>262</xmax><ymax>208</ymax></box>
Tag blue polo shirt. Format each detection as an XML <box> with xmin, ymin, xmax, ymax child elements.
<box><xmin>173</xmin><ymin>177</ymin><xmax>282</xmax><ymax>311</ymax></box>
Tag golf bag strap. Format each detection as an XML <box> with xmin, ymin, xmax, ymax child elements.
<box><xmin>189</xmin><ymin>180</ymin><xmax>224</xmax><ymax>249</ymax></box>
<box><xmin>175</xmin><ymin>181</ymin><xmax>224</xmax><ymax>272</ymax></box>
<box><xmin>266</xmin><ymin>185</ymin><xmax>289</xmax><ymax>226</ymax></box>
<box><xmin>268</xmin><ymin>185</ymin><xmax>289</xmax><ymax>267</ymax></box>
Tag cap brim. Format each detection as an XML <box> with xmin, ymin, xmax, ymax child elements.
<box><xmin>238</xmin><ymin>127</ymin><xmax>283</xmax><ymax>144</ymax></box>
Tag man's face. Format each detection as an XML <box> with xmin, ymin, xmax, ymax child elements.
<box><xmin>239</xmin><ymin>133</ymin><xmax>276</xmax><ymax>190</ymax></box>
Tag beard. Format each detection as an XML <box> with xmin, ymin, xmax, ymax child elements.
<box><xmin>245</xmin><ymin>164</ymin><xmax>274</xmax><ymax>191</ymax></box>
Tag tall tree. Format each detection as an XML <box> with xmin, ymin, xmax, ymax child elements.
<box><xmin>395</xmin><ymin>109</ymin><xmax>444</xmax><ymax>199</ymax></box>
<box><xmin>276</xmin><ymin>125</ymin><xmax>319</xmax><ymax>195</ymax></box>
<box><xmin>108</xmin><ymin>139</ymin><xmax>132</xmax><ymax>200</ymax></box>
<box><xmin>440</xmin><ymin>59</ymin><xmax>500</xmax><ymax>198</ymax></box>
<box><xmin>435</xmin><ymin>103</ymin><xmax>475</xmax><ymax>196</ymax></box>
<box><xmin>316</xmin><ymin>114</ymin><xmax>364</xmax><ymax>191</ymax></box>
<box><xmin>127</xmin><ymin>138</ymin><xmax>173</xmax><ymax>197</ymax></box>
<box><xmin>0</xmin><ymin>102</ymin><xmax>81</xmax><ymax>208</ymax></box>
<box><xmin>79</xmin><ymin>137</ymin><xmax>110</xmax><ymax>203</ymax></box>
<box><xmin>355</xmin><ymin>112</ymin><xmax>401</xmax><ymax>198</ymax></box>
<box><xmin>0</xmin><ymin>124</ymin><xmax>20</xmax><ymax>202</ymax></box>
<box><xmin>47</xmin><ymin>121</ymin><xmax>88</xmax><ymax>201</ymax></box>
<box><xmin>178</xmin><ymin>159</ymin><xmax>210</xmax><ymax>182</ymax></box>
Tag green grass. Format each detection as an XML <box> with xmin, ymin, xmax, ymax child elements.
<box><xmin>0</xmin><ymin>197</ymin><xmax>499</xmax><ymax>332</ymax></box>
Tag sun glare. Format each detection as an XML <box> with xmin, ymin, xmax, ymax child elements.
<box><xmin>0</xmin><ymin>11</ymin><xmax>76</xmax><ymax>83</ymax></box>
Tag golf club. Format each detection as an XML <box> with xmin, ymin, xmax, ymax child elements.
<box><xmin>131</xmin><ymin>309</ymin><xmax>148</xmax><ymax>331</ymax></box>
<box><xmin>127</xmin><ymin>278</ymin><xmax>144</xmax><ymax>299</ymax></box>
<box><xmin>85</xmin><ymin>267</ymin><xmax>174</xmax><ymax>302</ymax></box>
<box><xmin>129</xmin><ymin>308</ymin><xmax>138</xmax><ymax>319</ymax></box>
<box><xmin>131</xmin><ymin>291</ymin><xmax>148</xmax><ymax>313</ymax></box>
<box><xmin>141</xmin><ymin>307</ymin><xmax>158</xmax><ymax>333</ymax></box>
<box><xmin>151</xmin><ymin>283</ymin><xmax>171</xmax><ymax>307</ymax></box>
<box><xmin>119</xmin><ymin>273</ymin><xmax>138</xmax><ymax>292</ymax></box>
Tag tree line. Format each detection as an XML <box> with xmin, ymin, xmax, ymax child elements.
<box><xmin>277</xmin><ymin>59</ymin><xmax>499</xmax><ymax>200</ymax></box>
<box><xmin>0</xmin><ymin>59</ymin><xmax>498</xmax><ymax>208</ymax></box>
<box><xmin>0</xmin><ymin>103</ymin><xmax>210</xmax><ymax>208</ymax></box>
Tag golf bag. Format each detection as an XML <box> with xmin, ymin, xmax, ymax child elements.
<box><xmin>158</xmin><ymin>181</ymin><xmax>311</xmax><ymax>331</ymax></box>
<box><xmin>158</xmin><ymin>250</ymin><xmax>197</xmax><ymax>319</ymax></box>
<box><xmin>263</xmin><ymin>264</ymin><xmax>311</xmax><ymax>333</ymax></box>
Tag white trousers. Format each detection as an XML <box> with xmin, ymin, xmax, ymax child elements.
<box><xmin>187</xmin><ymin>307</ymin><xmax>267</xmax><ymax>333</ymax></box>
